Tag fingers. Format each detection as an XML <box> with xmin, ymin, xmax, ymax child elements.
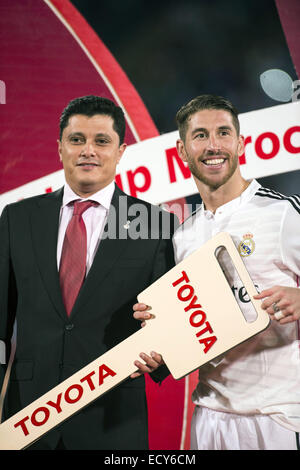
<box><xmin>254</xmin><ymin>287</ymin><xmax>280</xmax><ymax>310</ymax></box>
<box><xmin>133</xmin><ymin>303</ymin><xmax>150</xmax><ymax>311</ymax></box>
<box><xmin>254</xmin><ymin>286</ymin><xmax>299</xmax><ymax>324</ymax></box>
<box><xmin>254</xmin><ymin>287</ymin><xmax>282</xmax><ymax>313</ymax></box>
<box><xmin>131</xmin><ymin>306</ymin><xmax>162</xmax><ymax>377</ymax></box>
<box><xmin>276</xmin><ymin>313</ymin><xmax>294</xmax><ymax>325</ymax></box>
<box><xmin>135</xmin><ymin>351</ymin><xmax>163</xmax><ymax>371</ymax></box>
<box><xmin>133</xmin><ymin>303</ymin><xmax>154</xmax><ymax>323</ymax></box>
<box><xmin>253</xmin><ymin>288</ymin><xmax>275</xmax><ymax>300</ymax></box>
<box><xmin>130</xmin><ymin>351</ymin><xmax>164</xmax><ymax>379</ymax></box>
<box><xmin>258</xmin><ymin>296</ymin><xmax>286</xmax><ymax>322</ymax></box>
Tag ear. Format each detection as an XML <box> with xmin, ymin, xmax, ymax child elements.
<box><xmin>176</xmin><ymin>139</ymin><xmax>188</xmax><ymax>162</ymax></box>
<box><xmin>117</xmin><ymin>143</ymin><xmax>127</xmax><ymax>164</ymax></box>
<box><xmin>237</xmin><ymin>135</ymin><xmax>245</xmax><ymax>157</ymax></box>
<box><xmin>57</xmin><ymin>139</ymin><xmax>63</xmax><ymax>162</ymax></box>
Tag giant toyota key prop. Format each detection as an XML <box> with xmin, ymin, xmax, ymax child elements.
<box><xmin>0</xmin><ymin>232</ymin><xmax>270</xmax><ymax>449</ymax></box>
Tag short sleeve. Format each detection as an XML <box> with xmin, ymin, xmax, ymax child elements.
<box><xmin>280</xmin><ymin>201</ymin><xmax>300</xmax><ymax>277</ymax></box>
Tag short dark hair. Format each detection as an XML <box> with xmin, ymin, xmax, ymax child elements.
<box><xmin>175</xmin><ymin>94</ymin><xmax>240</xmax><ymax>140</ymax></box>
<box><xmin>59</xmin><ymin>95</ymin><xmax>126</xmax><ymax>144</ymax></box>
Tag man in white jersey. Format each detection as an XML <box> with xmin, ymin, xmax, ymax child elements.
<box><xmin>134</xmin><ymin>94</ymin><xmax>300</xmax><ymax>450</ymax></box>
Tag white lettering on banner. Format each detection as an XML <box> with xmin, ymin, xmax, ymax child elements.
<box><xmin>0</xmin><ymin>102</ymin><xmax>299</xmax><ymax>212</ymax></box>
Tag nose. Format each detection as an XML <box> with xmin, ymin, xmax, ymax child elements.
<box><xmin>80</xmin><ymin>141</ymin><xmax>97</xmax><ymax>157</ymax></box>
<box><xmin>206</xmin><ymin>134</ymin><xmax>221</xmax><ymax>153</ymax></box>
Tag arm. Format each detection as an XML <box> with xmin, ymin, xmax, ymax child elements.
<box><xmin>0</xmin><ymin>206</ymin><xmax>17</xmax><ymax>390</ymax></box>
<box><xmin>131</xmin><ymin>302</ymin><xmax>168</xmax><ymax>381</ymax></box>
<box><xmin>131</xmin><ymin>211</ymin><xmax>179</xmax><ymax>380</ymax></box>
<box><xmin>254</xmin><ymin>202</ymin><xmax>300</xmax><ymax>325</ymax></box>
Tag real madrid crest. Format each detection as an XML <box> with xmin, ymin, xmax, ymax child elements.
<box><xmin>238</xmin><ymin>233</ymin><xmax>255</xmax><ymax>257</ymax></box>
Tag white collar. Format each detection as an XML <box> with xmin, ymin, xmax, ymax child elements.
<box><xmin>62</xmin><ymin>181</ymin><xmax>115</xmax><ymax>211</ymax></box>
<box><xmin>202</xmin><ymin>179</ymin><xmax>261</xmax><ymax>217</ymax></box>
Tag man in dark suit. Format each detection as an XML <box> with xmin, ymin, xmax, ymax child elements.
<box><xmin>0</xmin><ymin>95</ymin><xmax>177</xmax><ymax>450</ymax></box>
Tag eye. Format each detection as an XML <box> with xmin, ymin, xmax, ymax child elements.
<box><xmin>195</xmin><ymin>132</ymin><xmax>206</xmax><ymax>139</ymax></box>
<box><xmin>95</xmin><ymin>138</ymin><xmax>109</xmax><ymax>145</ymax></box>
<box><xmin>219</xmin><ymin>129</ymin><xmax>230</xmax><ymax>136</ymax></box>
<box><xmin>69</xmin><ymin>135</ymin><xmax>84</xmax><ymax>144</ymax></box>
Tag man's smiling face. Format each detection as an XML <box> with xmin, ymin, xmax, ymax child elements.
<box><xmin>58</xmin><ymin>114</ymin><xmax>126</xmax><ymax>197</ymax></box>
<box><xmin>177</xmin><ymin>109</ymin><xmax>244</xmax><ymax>191</ymax></box>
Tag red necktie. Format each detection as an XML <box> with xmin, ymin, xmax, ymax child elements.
<box><xmin>59</xmin><ymin>200</ymin><xmax>97</xmax><ymax>316</ymax></box>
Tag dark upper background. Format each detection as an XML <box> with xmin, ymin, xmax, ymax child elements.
<box><xmin>70</xmin><ymin>0</ymin><xmax>299</xmax><ymax>199</ymax></box>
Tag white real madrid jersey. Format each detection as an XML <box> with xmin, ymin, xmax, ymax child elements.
<box><xmin>173</xmin><ymin>179</ymin><xmax>300</xmax><ymax>432</ymax></box>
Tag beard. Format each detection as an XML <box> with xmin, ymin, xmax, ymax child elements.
<box><xmin>187</xmin><ymin>150</ymin><xmax>239</xmax><ymax>191</ymax></box>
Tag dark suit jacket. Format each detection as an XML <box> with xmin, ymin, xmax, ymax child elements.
<box><xmin>0</xmin><ymin>184</ymin><xmax>178</xmax><ymax>450</ymax></box>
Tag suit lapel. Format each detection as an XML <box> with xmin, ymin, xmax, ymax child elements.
<box><xmin>30</xmin><ymin>188</ymin><xmax>66</xmax><ymax>320</ymax></box>
<box><xmin>31</xmin><ymin>186</ymin><xmax>141</xmax><ymax>320</ymax></box>
<box><xmin>71</xmin><ymin>186</ymin><xmax>137</xmax><ymax>318</ymax></box>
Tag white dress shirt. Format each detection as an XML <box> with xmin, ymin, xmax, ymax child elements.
<box><xmin>57</xmin><ymin>181</ymin><xmax>115</xmax><ymax>275</ymax></box>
